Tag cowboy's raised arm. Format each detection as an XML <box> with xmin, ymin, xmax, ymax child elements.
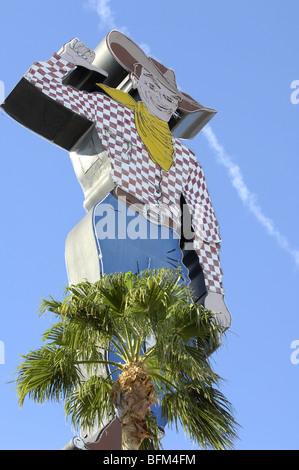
<box><xmin>24</xmin><ymin>39</ymin><xmax>107</xmax><ymax>125</ymax></box>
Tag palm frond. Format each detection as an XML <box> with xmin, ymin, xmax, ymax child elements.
<box><xmin>15</xmin><ymin>345</ymin><xmax>83</xmax><ymax>406</ymax></box>
<box><xmin>162</xmin><ymin>378</ymin><xmax>239</xmax><ymax>450</ymax></box>
<box><xmin>64</xmin><ymin>375</ymin><xmax>115</xmax><ymax>431</ymax></box>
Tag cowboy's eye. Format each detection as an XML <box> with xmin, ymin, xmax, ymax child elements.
<box><xmin>164</xmin><ymin>95</ymin><xmax>177</xmax><ymax>104</ymax></box>
<box><xmin>147</xmin><ymin>82</ymin><xmax>157</xmax><ymax>90</ymax></box>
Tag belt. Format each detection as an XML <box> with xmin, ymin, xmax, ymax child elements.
<box><xmin>112</xmin><ymin>187</ymin><xmax>179</xmax><ymax>231</ymax></box>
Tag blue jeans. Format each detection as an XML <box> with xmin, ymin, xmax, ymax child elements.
<box><xmin>92</xmin><ymin>192</ymin><xmax>189</xmax><ymax>429</ymax></box>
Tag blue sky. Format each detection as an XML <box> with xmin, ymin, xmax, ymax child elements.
<box><xmin>1</xmin><ymin>0</ymin><xmax>299</xmax><ymax>450</ymax></box>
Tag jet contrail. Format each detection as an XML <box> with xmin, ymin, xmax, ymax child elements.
<box><xmin>85</xmin><ymin>0</ymin><xmax>130</xmax><ymax>35</ymax></box>
<box><xmin>202</xmin><ymin>125</ymin><xmax>299</xmax><ymax>268</ymax></box>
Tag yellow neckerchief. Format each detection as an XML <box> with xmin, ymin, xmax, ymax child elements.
<box><xmin>97</xmin><ymin>83</ymin><xmax>174</xmax><ymax>171</ymax></box>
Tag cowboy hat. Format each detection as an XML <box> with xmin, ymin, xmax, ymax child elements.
<box><xmin>105</xmin><ymin>30</ymin><xmax>216</xmax><ymax>116</ymax></box>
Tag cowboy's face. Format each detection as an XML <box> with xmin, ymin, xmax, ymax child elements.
<box><xmin>133</xmin><ymin>68</ymin><xmax>181</xmax><ymax>122</ymax></box>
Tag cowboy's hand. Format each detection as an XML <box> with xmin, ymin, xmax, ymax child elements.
<box><xmin>199</xmin><ymin>291</ymin><xmax>231</xmax><ymax>353</ymax></box>
<box><xmin>58</xmin><ymin>38</ymin><xmax>108</xmax><ymax>76</ymax></box>
<box><xmin>204</xmin><ymin>291</ymin><xmax>232</xmax><ymax>331</ymax></box>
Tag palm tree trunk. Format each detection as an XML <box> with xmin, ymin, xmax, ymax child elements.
<box><xmin>110</xmin><ymin>362</ymin><xmax>157</xmax><ymax>450</ymax></box>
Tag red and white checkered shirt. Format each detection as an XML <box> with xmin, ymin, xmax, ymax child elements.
<box><xmin>25</xmin><ymin>53</ymin><xmax>224</xmax><ymax>295</ymax></box>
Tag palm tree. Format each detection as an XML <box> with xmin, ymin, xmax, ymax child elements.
<box><xmin>14</xmin><ymin>268</ymin><xmax>239</xmax><ymax>450</ymax></box>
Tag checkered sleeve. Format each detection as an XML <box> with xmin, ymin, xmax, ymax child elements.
<box><xmin>183</xmin><ymin>159</ymin><xmax>224</xmax><ymax>295</ymax></box>
<box><xmin>24</xmin><ymin>53</ymin><xmax>103</xmax><ymax>124</ymax></box>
